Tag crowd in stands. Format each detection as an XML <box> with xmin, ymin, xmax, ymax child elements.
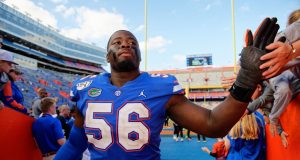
<box><xmin>15</xmin><ymin>66</ymin><xmax>80</xmax><ymax>109</ymax></box>
<box><xmin>0</xmin><ymin>46</ymin><xmax>81</xmax><ymax>158</ymax></box>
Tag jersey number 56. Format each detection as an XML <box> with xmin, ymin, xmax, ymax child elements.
<box><xmin>85</xmin><ymin>102</ymin><xmax>150</xmax><ymax>152</ymax></box>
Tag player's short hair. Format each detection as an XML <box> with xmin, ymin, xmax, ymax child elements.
<box><xmin>40</xmin><ymin>97</ymin><xmax>56</xmax><ymax>113</ymax></box>
<box><xmin>288</xmin><ymin>9</ymin><xmax>300</xmax><ymax>26</ymax></box>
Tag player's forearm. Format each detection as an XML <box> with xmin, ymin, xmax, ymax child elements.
<box><xmin>207</xmin><ymin>95</ymin><xmax>248</xmax><ymax>137</ymax></box>
<box><xmin>167</xmin><ymin>95</ymin><xmax>246</xmax><ymax>137</ymax></box>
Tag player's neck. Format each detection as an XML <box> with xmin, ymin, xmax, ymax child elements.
<box><xmin>110</xmin><ymin>71</ymin><xmax>140</xmax><ymax>87</ymax></box>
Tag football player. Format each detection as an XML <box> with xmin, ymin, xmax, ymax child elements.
<box><xmin>55</xmin><ymin>17</ymin><xmax>279</xmax><ymax>160</ymax></box>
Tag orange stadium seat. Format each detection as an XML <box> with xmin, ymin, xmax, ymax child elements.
<box><xmin>266</xmin><ymin>94</ymin><xmax>300</xmax><ymax>159</ymax></box>
<box><xmin>53</xmin><ymin>79</ymin><xmax>62</xmax><ymax>86</ymax></box>
<box><xmin>0</xmin><ymin>108</ymin><xmax>42</xmax><ymax>160</ymax></box>
<box><xmin>188</xmin><ymin>91</ymin><xmax>228</xmax><ymax>99</ymax></box>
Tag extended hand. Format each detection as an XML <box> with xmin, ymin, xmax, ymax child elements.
<box><xmin>230</xmin><ymin>17</ymin><xmax>280</xmax><ymax>102</ymax></box>
<box><xmin>280</xmin><ymin>131</ymin><xmax>289</xmax><ymax>148</ymax></box>
<box><xmin>260</xmin><ymin>38</ymin><xmax>294</xmax><ymax>79</ymax></box>
<box><xmin>237</xmin><ymin>17</ymin><xmax>280</xmax><ymax>89</ymax></box>
<box><xmin>201</xmin><ymin>147</ymin><xmax>210</xmax><ymax>153</ymax></box>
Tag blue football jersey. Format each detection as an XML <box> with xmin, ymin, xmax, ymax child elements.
<box><xmin>70</xmin><ymin>72</ymin><xmax>184</xmax><ymax>160</ymax></box>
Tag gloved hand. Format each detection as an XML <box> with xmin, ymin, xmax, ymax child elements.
<box><xmin>230</xmin><ymin>17</ymin><xmax>280</xmax><ymax>102</ymax></box>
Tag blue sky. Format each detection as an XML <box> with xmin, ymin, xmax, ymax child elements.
<box><xmin>4</xmin><ymin>0</ymin><xmax>300</xmax><ymax>71</ymax></box>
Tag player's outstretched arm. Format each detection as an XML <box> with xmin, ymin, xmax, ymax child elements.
<box><xmin>166</xmin><ymin>17</ymin><xmax>280</xmax><ymax>138</ymax></box>
<box><xmin>54</xmin><ymin>106</ymin><xmax>87</xmax><ymax>160</ymax></box>
<box><xmin>167</xmin><ymin>94</ymin><xmax>247</xmax><ymax>137</ymax></box>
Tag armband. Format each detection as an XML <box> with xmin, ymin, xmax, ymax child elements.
<box><xmin>229</xmin><ymin>83</ymin><xmax>255</xmax><ymax>103</ymax></box>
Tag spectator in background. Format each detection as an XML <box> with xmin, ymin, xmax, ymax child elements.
<box><xmin>66</xmin><ymin>107</ymin><xmax>75</xmax><ymax>128</ymax></box>
<box><xmin>186</xmin><ymin>130</ymin><xmax>206</xmax><ymax>142</ymax></box>
<box><xmin>186</xmin><ymin>129</ymin><xmax>192</xmax><ymax>141</ymax></box>
<box><xmin>224</xmin><ymin>112</ymin><xmax>265</xmax><ymax>160</ymax></box>
<box><xmin>224</xmin><ymin>83</ymin><xmax>266</xmax><ymax>159</ymax></box>
<box><xmin>32</xmin><ymin>97</ymin><xmax>65</xmax><ymax>160</ymax></box>
<box><xmin>201</xmin><ymin>138</ymin><xmax>226</xmax><ymax>160</ymax></box>
<box><xmin>0</xmin><ymin>49</ymin><xmax>17</xmax><ymax>109</ymax></box>
<box><xmin>164</xmin><ymin>116</ymin><xmax>169</xmax><ymax>127</ymax></box>
<box><xmin>267</xmin><ymin>70</ymin><xmax>300</xmax><ymax>146</ymax></box>
<box><xmin>260</xmin><ymin>10</ymin><xmax>300</xmax><ymax>148</ymax></box>
<box><xmin>177</xmin><ymin>124</ymin><xmax>184</xmax><ymax>142</ymax></box>
<box><xmin>197</xmin><ymin>134</ymin><xmax>206</xmax><ymax>143</ymax></box>
<box><xmin>260</xmin><ymin>9</ymin><xmax>300</xmax><ymax>79</ymax></box>
<box><xmin>173</xmin><ymin>121</ymin><xmax>178</xmax><ymax>141</ymax></box>
<box><xmin>57</xmin><ymin>104</ymin><xmax>71</xmax><ymax>139</ymax></box>
<box><xmin>0</xmin><ymin>65</ymin><xmax>27</xmax><ymax>114</ymax></box>
<box><xmin>32</xmin><ymin>88</ymin><xmax>48</xmax><ymax>118</ymax></box>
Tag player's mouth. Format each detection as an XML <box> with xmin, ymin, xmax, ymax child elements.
<box><xmin>119</xmin><ymin>50</ymin><xmax>133</xmax><ymax>57</ymax></box>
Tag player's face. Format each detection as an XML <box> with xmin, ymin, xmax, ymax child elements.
<box><xmin>107</xmin><ymin>30</ymin><xmax>141</xmax><ymax>72</ymax></box>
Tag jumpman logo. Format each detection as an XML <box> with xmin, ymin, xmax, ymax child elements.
<box><xmin>138</xmin><ymin>90</ymin><xmax>146</xmax><ymax>98</ymax></box>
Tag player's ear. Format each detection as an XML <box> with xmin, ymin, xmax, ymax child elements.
<box><xmin>106</xmin><ymin>54</ymin><xmax>110</xmax><ymax>63</ymax></box>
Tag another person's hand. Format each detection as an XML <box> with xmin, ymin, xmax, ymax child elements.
<box><xmin>270</xmin><ymin>123</ymin><xmax>278</xmax><ymax>137</ymax></box>
<box><xmin>280</xmin><ymin>131</ymin><xmax>289</xmax><ymax>148</ymax></box>
<box><xmin>201</xmin><ymin>147</ymin><xmax>210</xmax><ymax>153</ymax></box>
<box><xmin>260</xmin><ymin>41</ymin><xmax>293</xmax><ymax>79</ymax></box>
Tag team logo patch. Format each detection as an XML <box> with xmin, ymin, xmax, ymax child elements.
<box><xmin>88</xmin><ymin>88</ymin><xmax>102</xmax><ymax>97</ymax></box>
<box><xmin>76</xmin><ymin>80</ymin><xmax>93</xmax><ymax>90</ymax></box>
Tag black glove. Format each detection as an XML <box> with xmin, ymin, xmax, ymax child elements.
<box><xmin>230</xmin><ymin>17</ymin><xmax>280</xmax><ymax>102</ymax></box>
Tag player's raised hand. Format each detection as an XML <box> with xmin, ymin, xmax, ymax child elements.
<box><xmin>230</xmin><ymin>17</ymin><xmax>280</xmax><ymax>102</ymax></box>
